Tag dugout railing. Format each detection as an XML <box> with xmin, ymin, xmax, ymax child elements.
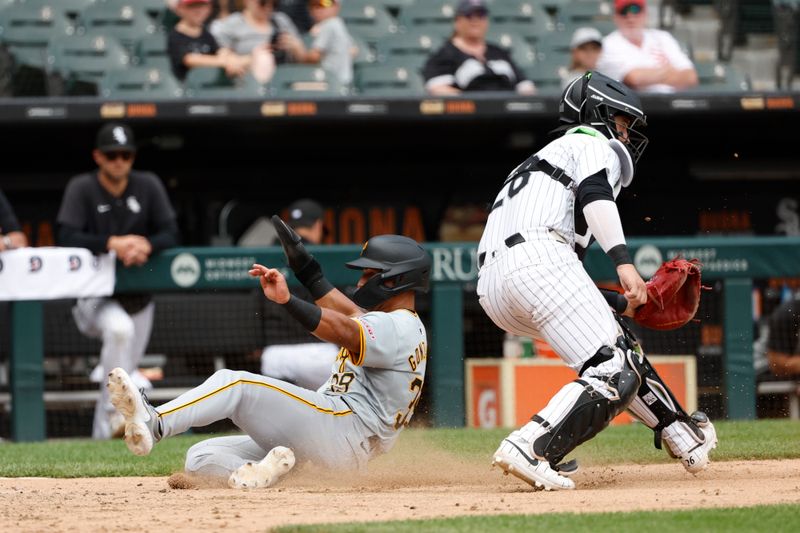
<box><xmin>5</xmin><ymin>236</ymin><xmax>800</xmax><ymax>441</ymax></box>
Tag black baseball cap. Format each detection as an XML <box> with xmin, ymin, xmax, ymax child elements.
<box><xmin>287</xmin><ymin>199</ymin><xmax>323</xmax><ymax>228</ymax></box>
<box><xmin>456</xmin><ymin>0</ymin><xmax>489</xmax><ymax>17</ymax></box>
<box><xmin>95</xmin><ymin>123</ymin><xmax>136</xmax><ymax>153</ymax></box>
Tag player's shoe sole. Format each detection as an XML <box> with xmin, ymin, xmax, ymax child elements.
<box><xmin>107</xmin><ymin>368</ymin><xmax>156</xmax><ymax>456</ymax></box>
<box><xmin>492</xmin><ymin>437</ymin><xmax>575</xmax><ymax>491</ymax></box>
<box><xmin>228</xmin><ymin>446</ymin><xmax>296</xmax><ymax>489</ymax></box>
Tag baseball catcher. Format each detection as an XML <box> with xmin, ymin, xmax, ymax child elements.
<box><xmin>478</xmin><ymin>71</ymin><xmax>716</xmax><ymax>491</ymax></box>
<box><xmin>107</xmin><ymin>221</ymin><xmax>431</xmax><ymax>489</ymax></box>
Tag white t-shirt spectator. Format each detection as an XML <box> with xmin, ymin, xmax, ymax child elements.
<box><xmin>596</xmin><ymin>29</ymin><xmax>693</xmax><ymax>94</ymax></box>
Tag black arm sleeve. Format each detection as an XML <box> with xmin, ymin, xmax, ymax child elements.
<box><xmin>58</xmin><ymin>225</ymin><xmax>110</xmax><ymax>254</ymax></box>
<box><xmin>576</xmin><ymin>169</ymin><xmax>614</xmax><ymax>207</ymax></box>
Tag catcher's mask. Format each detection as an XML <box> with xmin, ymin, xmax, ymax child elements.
<box><xmin>346</xmin><ymin>235</ymin><xmax>431</xmax><ymax>309</ymax></box>
<box><xmin>559</xmin><ymin>71</ymin><xmax>649</xmax><ymax>172</ymax></box>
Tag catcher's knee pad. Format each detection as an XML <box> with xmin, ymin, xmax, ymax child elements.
<box><xmin>530</xmin><ymin>347</ymin><xmax>641</xmax><ymax>465</ymax></box>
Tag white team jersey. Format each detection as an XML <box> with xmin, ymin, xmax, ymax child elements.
<box><xmin>322</xmin><ymin>309</ymin><xmax>427</xmax><ymax>452</ymax></box>
<box><xmin>478</xmin><ymin>129</ymin><xmax>622</xmax><ymax>255</ymax></box>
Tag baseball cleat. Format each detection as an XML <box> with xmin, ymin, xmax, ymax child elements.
<box><xmin>679</xmin><ymin>412</ymin><xmax>718</xmax><ymax>474</ymax></box>
<box><xmin>107</xmin><ymin>368</ymin><xmax>161</xmax><ymax>456</ymax></box>
<box><xmin>228</xmin><ymin>446</ymin><xmax>296</xmax><ymax>489</ymax></box>
<box><xmin>492</xmin><ymin>431</ymin><xmax>575</xmax><ymax>491</ymax></box>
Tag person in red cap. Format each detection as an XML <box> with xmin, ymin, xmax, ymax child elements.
<box><xmin>596</xmin><ymin>0</ymin><xmax>698</xmax><ymax>93</ymax></box>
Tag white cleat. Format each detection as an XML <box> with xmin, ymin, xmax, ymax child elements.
<box><xmin>492</xmin><ymin>431</ymin><xmax>575</xmax><ymax>491</ymax></box>
<box><xmin>228</xmin><ymin>446</ymin><xmax>296</xmax><ymax>489</ymax></box>
<box><xmin>107</xmin><ymin>368</ymin><xmax>159</xmax><ymax>456</ymax></box>
<box><xmin>680</xmin><ymin>412</ymin><xmax>718</xmax><ymax>474</ymax></box>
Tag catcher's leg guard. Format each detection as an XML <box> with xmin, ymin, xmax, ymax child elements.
<box><xmin>616</xmin><ymin>317</ymin><xmax>718</xmax><ymax>473</ymax></box>
<box><xmin>520</xmin><ymin>345</ymin><xmax>643</xmax><ymax>467</ymax></box>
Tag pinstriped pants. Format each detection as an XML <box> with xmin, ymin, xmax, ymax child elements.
<box><xmin>156</xmin><ymin>369</ymin><xmax>373</xmax><ymax>476</ymax></box>
<box><xmin>477</xmin><ymin>238</ymin><xmax>619</xmax><ymax>372</ymax></box>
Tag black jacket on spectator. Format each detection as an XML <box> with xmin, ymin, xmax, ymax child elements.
<box><xmin>423</xmin><ymin>41</ymin><xmax>528</xmax><ymax>92</ymax></box>
<box><xmin>168</xmin><ymin>27</ymin><xmax>220</xmax><ymax>81</ymax></box>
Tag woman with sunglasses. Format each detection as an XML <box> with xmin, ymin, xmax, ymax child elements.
<box><xmin>596</xmin><ymin>0</ymin><xmax>697</xmax><ymax>93</ymax></box>
<box><xmin>423</xmin><ymin>0</ymin><xmax>535</xmax><ymax>95</ymax></box>
<box><xmin>56</xmin><ymin>123</ymin><xmax>179</xmax><ymax>440</ymax></box>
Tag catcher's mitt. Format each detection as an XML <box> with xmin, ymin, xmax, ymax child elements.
<box><xmin>633</xmin><ymin>258</ymin><xmax>702</xmax><ymax>330</ymax></box>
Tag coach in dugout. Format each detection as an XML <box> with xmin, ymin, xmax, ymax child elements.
<box><xmin>0</xmin><ymin>189</ymin><xmax>28</xmax><ymax>251</ymax></box>
<box><xmin>56</xmin><ymin>123</ymin><xmax>179</xmax><ymax>440</ymax></box>
<box><xmin>596</xmin><ymin>0</ymin><xmax>697</xmax><ymax>93</ymax></box>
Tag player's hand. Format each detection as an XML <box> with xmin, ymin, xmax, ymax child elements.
<box><xmin>617</xmin><ymin>263</ymin><xmax>647</xmax><ymax>308</ymax></box>
<box><xmin>249</xmin><ymin>263</ymin><xmax>290</xmax><ymax>304</ymax></box>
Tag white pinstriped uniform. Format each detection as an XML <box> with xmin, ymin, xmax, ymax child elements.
<box><xmin>477</xmin><ymin>130</ymin><xmax>624</xmax><ymax>371</ymax></box>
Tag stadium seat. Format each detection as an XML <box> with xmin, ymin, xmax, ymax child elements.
<box><xmin>78</xmin><ymin>1</ymin><xmax>159</xmax><ymax>52</ymax></box>
<box><xmin>491</xmin><ymin>16</ymin><xmax>555</xmax><ymax>46</ymax></box>
<box><xmin>268</xmin><ymin>65</ymin><xmax>346</xmax><ymax>97</ymax></box>
<box><xmin>376</xmin><ymin>30</ymin><xmax>446</xmax><ymax>70</ymax></box>
<box><xmin>489</xmin><ymin>1</ymin><xmax>546</xmax><ymax>27</ymax></box>
<box><xmin>526</xmin><ymin>54</ymin><xmax>569</xmax><ymax>95</ymax></box>
<box><xmin>556</xmin><ymin>0</ymin><xmax>613</xmax><ymax>24</ymax></box>
<box><xmin>693</xmin><ymin>61</ymin><xmax>750</xmax><ymax>92</ymax></box>
<box><xmin>356</xmin><ymin>64</ymin><xmax>424</xmax><ymax>96</ymax></box>
<box><xmin>350</xmin><ymin>32</ymin><xmax>378</xmax><ymax>67</ymax></box>
<box><xmin>18</xmin><ymin>0</ymin><xmax>96</xmax><ymax>21</ymax></box>
<box><xmin>184</xmin><ymin>67</ymin><xmax>267</xmax><ymax>99</ymax></box>
<box><xmin>0</xmin><ymin>3</ymin><xmax>76</xmax><ymax>51</ymax></box>
<box><xmin>534</xmin><ymin>30</ymin><xmax>572</xmax><ymax>61</ymax></box>
<box><xmin>135</xmin><ymin>34</ymin><xmax>171</xmax><ymax>70</ymax></box>
<box><xmin>397</xmin><ymin>1</ymin><xmax>459</xmax><ymax>34</ymax></box>
<box><xmin>340</xmin><ymin>0</ymin><xmax>398</xmax><ymax>43</ymax></box>
<box><xmin>47</xmin><ymin>33</ymin><xmax>130</xmax><ymax>95</ymax></box>
<box><xmin>99</xmin><ymin>66</ymin><xmax>182</xmax><ymax>100</ymax></box>
<box><xmin>486</xmin><ymin>28</ymin><xmax>536</xmax><ymax>68</ymax></box>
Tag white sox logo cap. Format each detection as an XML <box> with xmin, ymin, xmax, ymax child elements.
<box><xmin>96</xmin><ymin>122</ymin><xmax>136</xmax><ymax>153</ymax></box>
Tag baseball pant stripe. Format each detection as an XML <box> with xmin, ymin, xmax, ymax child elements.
<box><xmin>158</xmin><ymin>379</ymin><xmax>353</xmax><ymax>418</ymax></box>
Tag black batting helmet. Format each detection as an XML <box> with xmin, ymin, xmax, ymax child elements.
<box><xmin>346</xmin><ymin>235</ymin><xmax>431</xmax><ymax>309</ymax></box>
<box><xmin>559</xmin><ymin>71</ymin><xmax>649</xmax><ymax>166</ymax></box>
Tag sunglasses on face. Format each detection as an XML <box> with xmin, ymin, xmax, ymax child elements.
<box><xmin>618</xmin><ymin>4</ymin><xmax>643</xmax><ymax>16</ymax></box>
<box><xmin>103</xmin><ymin>151</ymin><xmax>134</xmax><ymax>161</ymax></box>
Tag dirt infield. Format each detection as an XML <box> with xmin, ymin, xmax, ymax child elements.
<box><xmin>3</xmin><ymin>457</ymin><xmax>800</xmax><ymax>532</ymax></box>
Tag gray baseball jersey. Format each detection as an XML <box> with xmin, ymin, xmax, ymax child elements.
<box><xmin>155</xmin><ymin>308</ymin><xmax>427</xmax><ymax>474</ymax></box>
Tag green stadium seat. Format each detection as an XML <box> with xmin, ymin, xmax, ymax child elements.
<box><xmin>534</xmin><ymin>30</ymin><xmax>572</xmax><ymax>61</ymax></box>
<box><xmin>526</xmin><ymin>53</ymin><xmax>569</xmax><ymax>95</ymax></box>
<box><xmin>486</xmin><ymin>28</ymin><xmax>536</xmax><ymax>67</ymax></box>
<box><xmin>184</xmin><ymin>67</ymin><xmax>266</xmax><ymax>98</ymax></box>
<box><xmin>350</xmin><ymin>32</ymin><xmax>378</xmax><ymax>66</ymax></box>
<box><xmin>356</xmin><ymin>64</ymin><xmax>424</xmax><ymax>96</ymax></box>
<box><xmin>0</xmin><ymin>0</ymin><xmax>13</xmax><ymax>11</ymax></box>
<box><xmin>78</xmin><ymin>1</ymin><xmax>159</xmax><ymax>51</ymax></box>
<box><xmin>489</xmin><ymin>1</ymin><xmax>546</xmax><ymax>27</ymax></box>
<box><xmin>491</xmin><ymin>17</ymin><xmax>555</xmax><ymax>46</ymax></box>
<box><xmin>693</xmin><ymin>61</ymin><xmax>750</xmax><ymax>92</ymax></box>
<box><xmin>268</xmin><ymin>65</ymin><xmax>346</xmax><ymax>97</ymax></box>
<box><xmin>556</xmin><ymin>0</ymin><xmax>613</xmax><ymax>24</ymax></box>
<box><xmin>135</xmin><ymin>34</ymin><xmax>170</xmax><ymax>70</ymax></box>
<box><xmin>20</xmin><ymin>0</ymin><xmax>96</xmax><ymax>21</ymax></box>
<box><xmin>397</xmin><ymin>1</ymin><xmax>459</xmax><ymax>34</ymax></box>
<box><xmin>104</xmin><ymin>0</ymin><xmax>168</xmax><ymax>26</ymax></box>
<box><xmin>340</xmin><ymin>0</ymin><xmax>399</xmax><ymax>43</ymax></box>
<box><xmin>376</xmin><ymin>30</ymin><xmax>446</xmax><ymax>69</ymax></box>
<box><xmin>0</xmin><ymin>3</ymin><xmax>76</xmax><ymax>52</ymax></box>
<box><xmin>99</xmin><ymin>66</ymin><xmax>182</xmax><ymax>100</ymax></box>
<box><xmin>47</xmin><ymin>33</ymin><xmax>130</xmax><ymax>95</ymax></box>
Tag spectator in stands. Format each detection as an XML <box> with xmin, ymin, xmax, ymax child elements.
<box><xmin>596</xmin><ymin>0</ymin><xmax>698</xmax><ymax>93</ymax></box>
<box><xmin>281</xmin><ymin>0</ymin><xmax>355</xmax><ymax>86</ymax></box>
<box><xmin>561</xmin><ymin>27</ymin><xmax>603</xmax><ymax>90</ymax></box>
<box><xmin>766</xmin><ymin>292</ymin><xmax>800</xmax><ymax>377</ymax></box>
<box><xmin>0</xmin><ymin>189</ymin><xmax>28</xmax><ymax>251</ymax></box>
<box><xmin>278</xmin><ymin>0</ymin><xmax>314</xmax><ymax>34</ymax></box>
<box><xmin>211</xmin><ymin>0</ymin><xmax>305</xmax><ymax>68</ymax></box>
<box><xmin>56</xmin><ymin>123</ymin><xmax>179</xmax><ymax>440</ymax></box>
<box><xmin>168</xmin><ymin>0</ymin><xmax>265</xmax><ymax>82</ymax></box>
<box><xmin>423</xmin><ymin>0</ymin><xmax>536</xmax><ymax>95</ymax></box>
<box><xmin>260</xmin><ymin>199</ymin><xmax>338</xmax><ymax>390</ymax></box>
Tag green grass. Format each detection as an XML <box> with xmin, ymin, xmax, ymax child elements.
<box><xmin>0</xmin><ymin>420</ymin><xmax>798</xmax><ymax>478</ymax></box>
<box><xmin>274</xmin><ymin>504</ymin><xmax>800</xmax><ymax>533</ymax></box>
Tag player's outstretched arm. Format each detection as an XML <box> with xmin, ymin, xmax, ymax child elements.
<box><xmin>249</xmin><ymin>264</ymin><xmax>362</xmax><ymax>354</ymax></box>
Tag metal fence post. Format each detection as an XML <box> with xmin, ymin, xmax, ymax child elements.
<box><xmin>430</xmin><ymin>282</ymin><xmax>465</xmax><ymax>427</ymax></box>
<box><xmin>724</xmin><ymin>277</ymin><xmax>755</xmax><ymax>419</ymax></box>
<box><xmin>10</xmin><ymin>300</ymin><xmax>46</xmax><ymax>441</ymax></box>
